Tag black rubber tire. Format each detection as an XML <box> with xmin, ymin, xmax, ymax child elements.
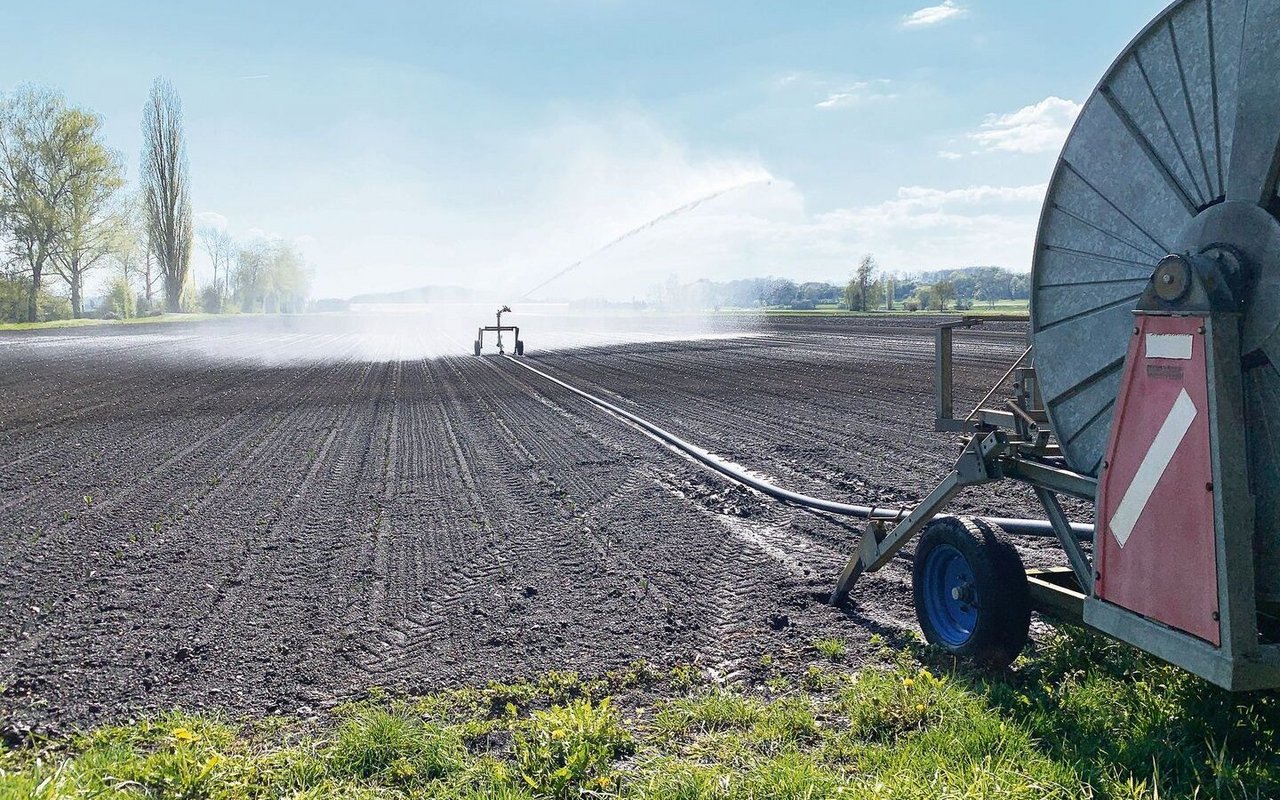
<box><xmin>515</xmin><ymin>340</ymin><xmax>524</xmax><ymax>356</ymax></box>
<box><xmin>911</xmin><ymin>515</ymin><xmax>1030</xmax><ymax>669</ymax></box>
<box><xmin>473</xmin><ymin>340</ymin><xmax>482</xmax><ymax>356</ymax></box>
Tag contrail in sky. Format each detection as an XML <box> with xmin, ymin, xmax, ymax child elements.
<box><xmin>521</xmin><ymin>179</ymin><xmax>771</xmax><ymax>300</ymax></box>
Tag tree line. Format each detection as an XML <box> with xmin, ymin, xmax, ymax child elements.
<box><xmin>0</xmin><ymin>81</ymin><xmax>310</xmax><ymax>324</ymax></box>
<box><xmin>650</xmin><ymin>262</ymin><xmax>1031</xmax><ymax>312</ymax></box>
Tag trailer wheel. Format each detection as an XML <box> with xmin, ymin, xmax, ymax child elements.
<box><xmin>515</xmin><ymin>340</ymin><xmax>524</xmax><ymax>356</ymax></box>
<box><xmin>912</xmin><ymin>516</ymin><xmax>1029</xmax><ymax>669</ymax></box>
<box><xmin>474</xmin><ymin>340</ymin><xmax>482</xmax><ymax>356</ymax></box>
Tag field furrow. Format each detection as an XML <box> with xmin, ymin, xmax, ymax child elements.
<box><xmin>0</xmin><ymin>314</ymin><xmax>1059</xmax><ymax>732</ymax></box>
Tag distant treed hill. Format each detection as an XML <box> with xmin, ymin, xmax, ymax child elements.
<box><xmin>654</xmin><ymin>266</ymin><xmax>1030</xmax><ymax>310</ymax></box>
<box><xmin>896</xmin><ymin>266</ymin><xmax>1030</xmax><ymax>304</ymax></box>
<box><xmin>340</xmin><ymin>268</ymin><xmax>1030</xmax><ymax>312</ymax></box>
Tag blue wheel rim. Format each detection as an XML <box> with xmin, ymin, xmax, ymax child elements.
<box><xmin>922</xmin><ymin>543</ymin><xmax>979</xmax><ymax>647</ymax></box>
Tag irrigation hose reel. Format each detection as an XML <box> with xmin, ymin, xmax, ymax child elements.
<box><xmin>833</xmin><ymin>0</ymin><xmax>1280</xmax><ymax>689</ymax></box>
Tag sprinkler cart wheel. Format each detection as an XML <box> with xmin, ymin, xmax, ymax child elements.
<box><xmin>912</xmin><ymin>516</ymin><xmax>1029</xmax><ymax>669</ymax></box>
<box><xmin>473</xmin><ymin>340</ymin><xmax>481</xmax><ymax>356</ymax></box>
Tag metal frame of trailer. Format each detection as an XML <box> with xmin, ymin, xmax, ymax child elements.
<box><xmin>831</xmin><ymin>303</ymin><xmax>1280</xmax><ymax>690</ymax></box>
<box><xmin>830</xmin><ymin>0</ymin><xmax>1280</xmax><ymax>691</ymax></box>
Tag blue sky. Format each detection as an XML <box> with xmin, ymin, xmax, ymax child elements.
<box><xmin>4</xmin><ymin>0</ymin><xmax>1171</xmax><ymax>299</ymax></box>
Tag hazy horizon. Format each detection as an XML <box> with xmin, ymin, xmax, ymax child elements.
<box><xmin>7</xmin><ymin>1</ymin><xmax>1169</xmax><ymax>302</ymax></box>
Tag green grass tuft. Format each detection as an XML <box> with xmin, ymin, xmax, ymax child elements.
<box><xmin>811</xmin><ymin>636</ymin><xmax>846</xmax><ymax>662</ymax></box>
<box><xmin>328</xmin><ymin>706</ymin><xmax>465</xmax><ymax>785</ymax></box>
<box><xmin>655</xmin><ymin>691</ymin><xmax>764</xmax><ymax>736</ymax></box>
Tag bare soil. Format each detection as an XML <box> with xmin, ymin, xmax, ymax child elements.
<box><xmin>0</xmin><ymin>313</ymin><xmax>1065</xmax><ymax>736</ymax></box>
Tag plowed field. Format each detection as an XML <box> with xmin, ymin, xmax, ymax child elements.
<box><xmin>0</xmin><ymin>313</ymin><xmax>1065</xmax><ymax>735</ymax></box>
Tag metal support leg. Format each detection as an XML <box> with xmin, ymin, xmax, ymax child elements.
<box><xmin>829</xmin><ymin>473</ymin><xmax>963</xmax><ymax>604</ymax></box>
<box><xmin>936</xmin><ymin>326</ymin><xmax>954</xmax><ymax>426</ymax></box>
<box><xmin>1034</xmin><ymin>487</ymin><xmax>1093</xmax><ymax>594</ymax></box>
<box><xmin>829</xmin><ymin>432</ymin><xmax>1007</xmax><ymax>605</ymax></box>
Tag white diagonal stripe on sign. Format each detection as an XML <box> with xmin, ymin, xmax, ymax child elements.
<box><xmin>1109</xmin><ymin>388</ymin><xmax>1197</xmax><ymax>548</ymax></box>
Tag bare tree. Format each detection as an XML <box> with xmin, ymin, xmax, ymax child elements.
<box><xmin>142</xmin><ymin>248</ymin><xmax>161</xmax><ymax>307</ymax></box>
<box><xmin>112</xmin><ymin>192</ymin><xmax>141</xmax><ymax>284</ymax></box>
<box><xmin>105</xmin><ymin>191</ymin><xmax>161</xmax><ymax>311</ymax></box>
<box><xmin>0</xmin><ymin>87</ymin><xmax>117</xmax><ymax>322</ymax></box>
<box><xmin>231</xmin><ymin>237</ymin><xmax>311</xmax><ymax>313</ymax></box>
<box><xmin>199</xmin><ymin>224</ymin><xmax>235</xmax><ymax>305</ymax></box>
<box><xmin>233</xmin><ymin>239</ymin><xmax>268</xmax><ymax>311</ymax></box>
<box><xmin>141</xmin><ymin>78</ymin><xmax>193</xmax><ymax>313</ymax></box>
<box><xmin>856</xmin><ymin>254</ymin><xmax>877</xmax><ymax>314</ymax></box>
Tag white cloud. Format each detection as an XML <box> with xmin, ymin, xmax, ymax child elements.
<box><xmin>886</xmin><ymin>184</ymin><xmax>1047</xmax><ymax>208</ymax></box>
<box><xmin>814</xmin><ymin>81</ymin><xmax>897</xmax><ymax>109</ymax></box>
<box><xmin>194</xmin><ymin>210</ymin><xmax>228</xmax><ymax>230</ymax></box>
<box><xmin>970</xmin><ymin>96</ymin><xmax>1082</xmax><ymax>154</ymax></box>
<box><xmin>229</xmin><ymin>105</ymin><xmax>1040</xmax><ymax>300</ymax></box>
<box><xmin>770</xmin><ymin>72</ymin><xmax>896</xmax><ymax>110</ymax></box>
<box><xmin>902</xmin><ymin>1</ymin><xmax>966</xmax><ymax>28</ymax></box>
<box><xmin>815</xmin><ymin>93</ymin><xmax>855</xmax><ymax>109</ymax></box>
<box><xmin>937</xmin><ymin>150</ymin><xmax>964</xmax><ymax>160</ymax></box>
<box><xmin>495</xmin><ymin>115</ymin><xmax>1048</xmax><ymax>297</ymax></box>
<box><xmin>522</xmin><ymin>179</ymin><xmax>1047</xmax><ymax>296</ymax></box>
<box><xmin>799</xmin><ymin>183</ymin><xmax>1047</xmax><ymax>273</ymax></box>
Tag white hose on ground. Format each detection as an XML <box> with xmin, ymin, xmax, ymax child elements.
<box><xmin>502</xmin><ymin>355</ymin><xmax>1093</xmax><ymax>540</ymax></box>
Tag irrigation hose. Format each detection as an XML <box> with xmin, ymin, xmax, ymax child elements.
<box><xmin>502</xmin><ymin>355</ymin><xmax>1093</xmax><ymax>540</ymax></box>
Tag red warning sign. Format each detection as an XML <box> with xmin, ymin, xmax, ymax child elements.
<box><xmin>1095</xmin><ymin>314</ymin><xmax>1219</xmax><ymax>645</ymax></box>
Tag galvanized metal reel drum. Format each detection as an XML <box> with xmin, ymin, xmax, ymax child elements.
<box><xmin>1032</xmin><ymin>0</ymin><xmax>1280</xmax><ymax>483</ymax></box>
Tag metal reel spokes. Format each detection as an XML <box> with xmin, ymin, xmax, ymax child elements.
<box><xmin>1031</xmin><ymin>0</ymin><xmax>1280</xmax><ymax>477</ymax></box>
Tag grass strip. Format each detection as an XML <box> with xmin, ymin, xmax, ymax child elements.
<box><xmin>2</xmin><ymin>628</ymin><xmax>1277</xmax><ymax>799</ymax></box>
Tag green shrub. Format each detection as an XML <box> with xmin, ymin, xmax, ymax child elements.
<box><xmin>38</xmin><ymin>293</ymin><xmax>71</xmax><ymax>321</ymax></box>
<box><xmin>199</xmin><ymin>285</ymin><xmax>222</xmax><ymax>314</ymax></box>
<box><xmin>0</xmin><ymin>276</ymin><xmax>27</xmax><ymax>322</ymax></box>
<box><xmin>180</xmin><ymin>280</ymin><xmax>200</xmax><ymax>313</ymax></box>
<box><xmin>0</xmin><ymin>276</ymin><xmax>71</xmax><ymax>323</ymax></box>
